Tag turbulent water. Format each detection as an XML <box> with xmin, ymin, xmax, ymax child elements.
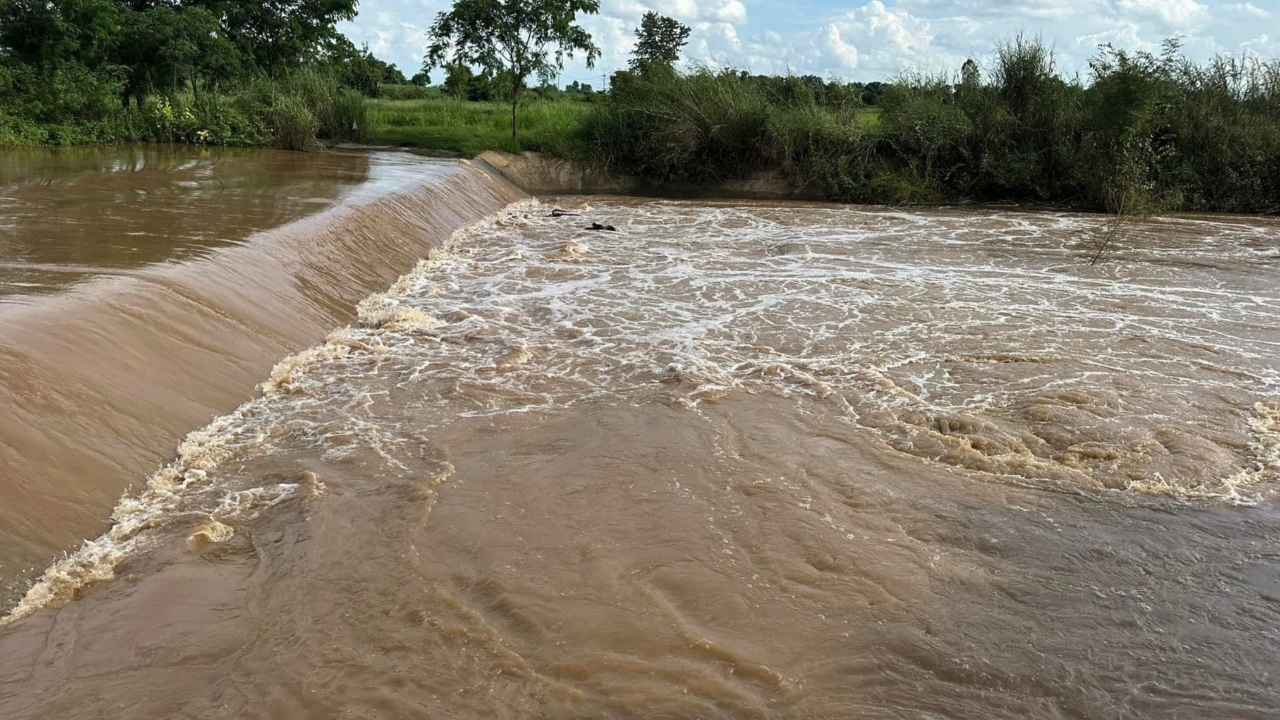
<box><xmin>0</xmin><ymin>147</ymin><xmax>520</xmax><ymax>606</ymax></box>
<box><xmin>2</xmin><ymin>158</ymin><xmax>1280</xmax><ymax>719</ymax></box>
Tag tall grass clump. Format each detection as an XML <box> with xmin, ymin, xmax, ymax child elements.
<box><xmin>267</xmin><ymin>95</ymin><xmax>319</xmax><ymax>150</ymax></box>
<box><xmin>1160</xmin><ymin>53</ymin><xmax>1280</xmax><ymax>213</ymax></box>
<box><xmin>587</xmin><ymin>67</ymin><xmax>776</xmax><ymax>183</ymax></box>
<box><xmin>869</xmin><ymin>36</ymin><xmax>1083</xmax><ymax>204</ymax></box>
<box><xmin>236</xmin><ymin>69</ymin><xmax>366</xmax><ymax>147</ymax></box>
<box><xmin>766</xmin><ymin>99</ymin><xmax>868</xmax><ymax>198</ymax></box>
<box><xmin>586</xmin><ymin>67</ymin><xmax>875</xmax><ymax>191</ymax></box>
<box><xmin>865</xmin><ymin>74</ymin><xmax>976</xmax><ymax>203</ymax></box>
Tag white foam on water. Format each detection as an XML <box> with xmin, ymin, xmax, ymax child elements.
<box><xmin>0</xmin><ymin>199</ymin><xmax>540</xmax><ymax>625</ymax></box>
<box><xmin>7</xmin><ymin>197</ymin><xmax>1277</xmax><ymax>624</ymax></box>
<box><xmin>362</xmin><ymin>200</ymin><xmax>1280</xmax><ymax>503</ymax></box>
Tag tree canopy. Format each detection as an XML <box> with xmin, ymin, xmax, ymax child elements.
<box><xmin>423</xmin><ymin>0</ymin><xmax>601</xmax><ymax>142</ymax></box>
<box><xmin>0</xmin><ymin>0</ymin><xmax>364</xmax><ymax>106</ymax></box>
<box><xmin>630</xmin><ymin>11</ymin><xmax>689</xmax><ymax>73</ymax></box>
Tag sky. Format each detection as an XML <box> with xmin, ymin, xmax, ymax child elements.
<box><xmin>339</xmin><ymin>0</ymin><xmax>1280</xmax><ymax>88</ymax></box>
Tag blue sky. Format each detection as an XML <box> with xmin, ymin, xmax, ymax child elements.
<box><xmin>340</xmin><ymin>0</ymin><xmax>1279</xmax><ymax>87</ymax></box>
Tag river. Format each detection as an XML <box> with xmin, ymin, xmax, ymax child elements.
<box><xmin>0</xmin><ymin>147</ymin><xmax>1278</xmax><ymax>719</ymax></box>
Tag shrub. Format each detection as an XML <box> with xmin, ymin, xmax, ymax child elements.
<box><xmin>269</xmin><ymin>95</ymin><xmax>319</xmax><ymax>150</ymax></box>
<box><xmin>380</xmin><ymin>83</ymin><xmax>439</xmax><ymax>101</ymax></box>
<box><xmin>588</xmin><ymin>68</ymin><xmax>774</xmax><ymax>182</ymax></box>
<box><xmin>332</xmin><ymin>88</ymin><xmax>367</xmax><ymax>142</ymax></box>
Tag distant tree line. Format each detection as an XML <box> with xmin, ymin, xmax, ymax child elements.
<box><xmin>0</xmin><ymin>0</ymin><xmax>378</xmax><ymax>98</ymax></box>
<box><xmin>0</xmin><ymin>0</ymin><xmax>409</xmax><ymax>143</ymax></box>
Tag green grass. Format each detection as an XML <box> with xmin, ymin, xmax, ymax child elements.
<box><xmin>362</xmin><ymin>89</ymin><xmax>879</xmax><ymax>164</ymax></box>
<box><xmin>363</xmin><ymin>97</ymin><xmax>593</xmax><ymax>156</ymax></box>
<box><xmin>857</xmin><ymin>107</ymin><xmax>882</xmax><ymax>130</ymax></box>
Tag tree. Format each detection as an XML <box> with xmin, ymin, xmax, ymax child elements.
<box><xmin>629</xmin><ymin>11</ymin><xmax>689</xmax><ymax>73</ymax></box>
<box><xmin>200</xmin><ymin>0</ymin><xmax>359</xmax><ymax>75</ymax></box>
<box><xmin>442</xmin><ymin>62</ymin><xmax>473</xmax><ymax>98</ymax></box>
<box><xmin>322</xmin><ymin>37</ymin><xmax>402</xmax><ymax>96</ymax></box>
<box><xmin>0</xmin><ymin>0</ymin><xmax>121</xmax><ymax>70</ymax></box>
<box><xmin>410</xmin><ymin>70</ymin><xmax>431</xmax><ymax>86</ymax></box>
<box><xmin>383</xmin><ymin>63</ymin><xmax>407</xmax><ymax>85</ymax></box>
<box><xmin>961</xmin><ymin>58</ymin><xmax>980</xmax><ymax>87</ymax></box>
<box><xmin>119</xmin><ymin>6</ymin><xmax>237</xmax><ymax>104</ymax></box>
<box><xmin>860</xmin><ymin>80</ymin><xmax>885</xmax><ymax>106</ymax></box>
<box><xmin>424</xmin><ymin>0</ymin><xmax>600</xmax><ymax>144</ymax></box>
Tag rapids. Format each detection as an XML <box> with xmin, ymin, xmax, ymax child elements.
<box><xmin>1</xmin><ymin>154</ymin><xmax>1278</xmax><ymax>719</ymax></box>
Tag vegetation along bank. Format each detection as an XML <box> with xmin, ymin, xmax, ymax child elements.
<box><xmin>2</xmin><ymin>0</ymin><xmax>1278</xmax><ymax>215</ymax></box>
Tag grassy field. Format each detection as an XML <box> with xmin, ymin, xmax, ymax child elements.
<box><xmin>364</xmin><ymin>95</ymin><xmax>881</xmax><ymax>157</ymax></box>
<box><xmin>857</xmin><ymin>107</ymin><xmax>882</xmax><ymax>130</ymax></box>
<box><xmin>363</xmin><ymin>97</ymin><xmax>593</xmax><ymax>156</ymax></box>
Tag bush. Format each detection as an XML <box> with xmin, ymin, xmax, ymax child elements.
<box><xmin>188</xmin><ymin>93</ymin><xmax>267</xmax><ymax>145</ymax></box>
<box><xmin>332</xmin><ymin>88</ymin><xmax>367</xmax><ymax>141</ymax></box>
<box><xmin>588</xmin><ymin>68</ymin><xmax>774</xmax><ymax>182</ymax></box>
<box><xmin>268</xmin><ymin>95</ymin><xmax>319</xmax><ymax>150</ymax></box>
<box><xmin>380</xmin><ymin>83</ymin><xmax>439</xmax><ymax>101</ymax></box>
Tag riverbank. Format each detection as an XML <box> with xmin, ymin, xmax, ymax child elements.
<box><xmin>0</xmin><ymin>70</ymin><xmax>366</xmax><ymax>149</ymax></box>
<box><xmin>7</xmin><ymin>39</ymin><xmax>1280</xmax><ymax>215</ymax></box>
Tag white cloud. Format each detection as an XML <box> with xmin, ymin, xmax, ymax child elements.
<box><xmin>821</xmin><ymin>24</ymin><xmax>860</xmax><ymax>68</ymax></box>
<box><xmin>1241</xmin><ymin>33</ymin><xmax>1279</xmax><ymax>58</ymax></box>
<box><xmin>1073</xmin><ymin>21</ymin><xmax>1158</xmax><ymax>55</ymax></box>
<box><xmin>1222</xmin><ymin>3</ymin><xmax>1271</xmax><ymax>18</ymax></box>
<box><xmin>1113</xmin><ymin>0</ymin><xmax>1209</xmax><ymax>29</ymax></box>
<box><xmin>708</xmin><ymin>0</ymin><xmax>748</xmax><ymax>24</ymax></box>
<box><xmin>847</xmin><ymin>1</ymin><xmax>933</xmax><ymax>53</ymax></box>
<box><xmin>900</xmin><ymin>0</ymin><xmax>1087</xmax><ymax>22</ymax></box>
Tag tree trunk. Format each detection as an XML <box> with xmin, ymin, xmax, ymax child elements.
<box><xmin>510</xmin><ymin>85</ymin><xmax>519</xmax><ymax>147</ymax></box>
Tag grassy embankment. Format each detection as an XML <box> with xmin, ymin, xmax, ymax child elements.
<box><xmin>362</xmin><ymin>87</ymin><xmax>882</xmax><ymax>157</ymax></box>
<box><xmin>579</xmin><ymin>44</ymin><xmax>1280</xmax><ymax>215</ymax></box>
<box><xmin>366</xmin><ymin>39</ymin><xmax>1280</xmax><ymax>215</ymax></box>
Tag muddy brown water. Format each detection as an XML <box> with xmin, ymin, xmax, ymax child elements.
<box><xmin>0</xmin><ymin>147</ymin><xmax>520</xmax><ymax>602</ymax></box>
<box><xmin>2</xmin><ymin>150</ymin><xmax>1280</xmax><ymax>719</ymax></box>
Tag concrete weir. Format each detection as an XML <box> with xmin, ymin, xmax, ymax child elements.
<box><xmin>471</xmin><ymin>150</ymin><xmax>826</xmax><ymax>201</ymax></box>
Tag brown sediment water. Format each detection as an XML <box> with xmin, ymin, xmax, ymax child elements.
<box><xmin>0</xmin><ymin>147</ymin><xmax>522</xmax><ymax>605</ymax></box>
<box><xmin>2</xmin><ymin>164</ymin><xmax>1280</xmax><ymax>718</ymax></box>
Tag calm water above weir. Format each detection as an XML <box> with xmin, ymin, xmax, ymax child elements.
<box><xmin>0</xmin><ymin>146</ymin><xmax>373</xmax><ymax>300</ymax></box>
<box><xmin>1</xmin><ymin>151</ymin><xmax>1279</xmax><ymax>719</ymax></box>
